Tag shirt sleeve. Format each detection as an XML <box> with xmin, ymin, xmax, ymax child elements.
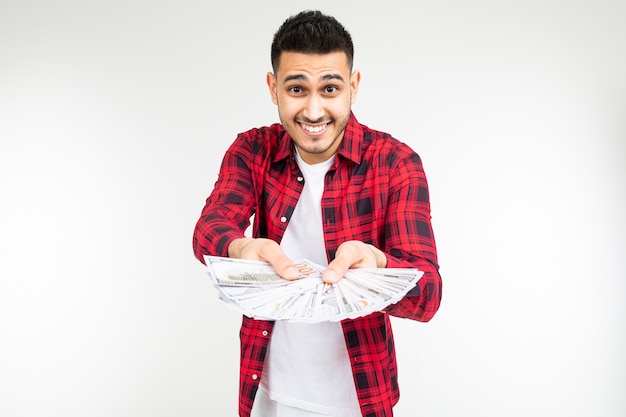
<box><xmin>192</xmin><ymin>135</ymin><xmax>256</xmax><ymax>263</ymax></box>
<box><xmin>381</xmin><ymin>152</ymin><xmax>442</xmax><ymax>322</ymax></box>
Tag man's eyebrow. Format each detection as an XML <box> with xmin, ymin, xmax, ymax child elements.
<box><xmin>282</xmin><ymin>73</ymin><xmax>345</xmax><ymax>83</ymax></box>
<box><xmin>320</xmin><ymin>73</ymin><xmax>345</xmax><ymax>82</ymax></box>
<box><xmin>283</xmin><ymin>74</ymin><xmax>308</xmax><ymax>83</ymax></box>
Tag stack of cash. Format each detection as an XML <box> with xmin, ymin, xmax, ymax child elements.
<box><xmin>203</xmin><ymin>255</ymin><xmax>423</xmax><ymax>323</ymax></box>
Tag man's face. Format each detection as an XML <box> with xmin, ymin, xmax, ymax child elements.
<box><xmin>267</xmin><ymin>51</ymin><xmax>360</xmax><ymax>164</ymax></box>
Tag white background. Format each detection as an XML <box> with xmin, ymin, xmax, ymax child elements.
<box><xmin>1</xmin><ymin>1</ymin><xmax>624</xmax><ymax>416</ymax></box>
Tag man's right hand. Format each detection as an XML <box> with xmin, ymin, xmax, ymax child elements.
<box><xmin>228</xmin><ymin>237</ymin><xmax>300</xmax><ymax>280</ymax></box>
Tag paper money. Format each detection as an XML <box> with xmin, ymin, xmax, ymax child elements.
<box><xmin>203</xmin><ymin>255</ymin><xmax>423</xmax><ymax>322</ymax></box>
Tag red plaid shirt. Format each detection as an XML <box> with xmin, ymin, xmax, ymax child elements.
<box><xmin>193</xmin><ymin>113</ymin><xmax>442</xmax><ymax>417</ymax></box>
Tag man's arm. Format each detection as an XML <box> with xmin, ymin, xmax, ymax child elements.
<box><xmin>193</xmin><ymin>138</ymin><xmax>257</xmax><ymax>263</ymax></box>
<box><xmin>377</xmin><ymin>152</ymin><xmax>442</xmax><ymax>322</ymax></box>
<box><xmin>324</xmin><ymin>151</ymin><xmax>442</xmax><ymax>322</ymax></box>
<box><xmin>192</xmin><ymin>134</ymin><xmax>300</xmax><ymax>280</ymax></box>
<box><xmin>323</xmin><ymin>240</ymin><xmax>441</xmax><ymax>323</ymax></box>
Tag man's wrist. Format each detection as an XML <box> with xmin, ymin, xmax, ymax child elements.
<box><xmin>228</xmin><ymin>237</ymin><xmax>252</xmax><ymax>258</ymax></box>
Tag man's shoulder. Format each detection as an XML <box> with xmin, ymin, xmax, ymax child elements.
<box><xmin>230</xmin><ymin>123</ymin><xmax>288</xmax><ymax>157</ymax></box>
<box><xmin>238</xmin><ymin>123</ymin><xmax>285</xmax><ymax>141</ymax></box>
<box><xmin>358</xmin><ymin>123</ymin><xmax>417</xmax><ymax>158</ymax></box>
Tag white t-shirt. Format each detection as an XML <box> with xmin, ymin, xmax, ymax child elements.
<box><xmin>261</xmin><ymin>150</ymin><xmax>361</xmax><ymax>417</ymax></box>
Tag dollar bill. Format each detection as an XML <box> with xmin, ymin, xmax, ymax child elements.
<box><xmin>203</xmin><ymin>255</ymin><xmax>423</xmax><ymax>322</ymax></box>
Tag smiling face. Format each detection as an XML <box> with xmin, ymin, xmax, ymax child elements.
<box><xmin>267</xmin><ymin>51</ymin><xmax>360</xmax><ymax>164</ymax></box>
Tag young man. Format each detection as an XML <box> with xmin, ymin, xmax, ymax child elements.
<box><xmin>193</xmin><ymin>10</ymin><xmax>442</xmax><ymax>417</ymax></box>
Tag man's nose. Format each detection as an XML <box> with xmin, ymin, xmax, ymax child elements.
<box><xmin>303</xmin><ymin>94</ymin><xmax>324</xmax><ymax>121</ymax></box>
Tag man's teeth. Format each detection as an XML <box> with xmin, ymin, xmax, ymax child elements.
<box><xmin>302</xmin><ymin>124</ymin><xmax>325</xmax><ymax>133</ymax></box>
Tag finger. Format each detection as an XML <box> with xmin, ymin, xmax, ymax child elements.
<box><xmin>323</xmin><ymin>249</ymin><xmax>356</xmax><ymax>284</ymax></box>
<box><xmin>323</xmin><ymin>241</ymin><xmax>380</xmax><ymax>283</ymax></box>
<box><xmin>273</xmin><ymin>258</ymin><xmax>300</xmax><ymax>280</ymax></box>
<box><xmin>257</xmin><ymin>242</ymin><xmax>300</xmax><ymax>280</ymax></box>
<box><xmin>322</xmin><ymin>267</ymin><xmax>341</xmax><ymax>284</ymax></box>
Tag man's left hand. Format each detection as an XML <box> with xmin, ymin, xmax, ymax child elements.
<box><xmin>322</xmin><ymin>241</ymin><xmax>387</xmax><ymax>284</ymax></box>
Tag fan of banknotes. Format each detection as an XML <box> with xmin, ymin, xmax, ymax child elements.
<box><xmin>203</xmin><ymin>255</ymin><xmax>423</xmax><ymax>323</ymax></box>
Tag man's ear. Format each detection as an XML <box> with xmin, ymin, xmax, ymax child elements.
<box><xmin>350</xmin><ymin>70</ymin><xmax>361</xmax><ymax>104</ymax></box>
<box><xmin>266</xmin><ymin>72</ymin><xmax>278</xmax><ymax>105</ymax></box>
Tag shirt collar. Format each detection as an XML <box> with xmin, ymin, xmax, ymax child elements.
<box><xmin>273</xmin><ymin>112</ymin><xmax>363</xmax><ymax>165</ymax></box>
<box><xmin>336</xmin><ymin>112</ymin><xmax>363</xmax><ymax>165</ymax></box>
<box><xmin>273</xmin><ymin>129</ymin><xmax>293</xmax><ymax>163</ymax></box>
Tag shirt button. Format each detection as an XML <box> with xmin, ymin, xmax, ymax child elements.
<box><xmin>280</xmin><ymin>216</ymin><xmax>287</xmax><ymax>223</ymax></box>
<box><xmin>252</xmin><ymin>374</ymin><xmax>258</xmax><ymax>380</ymax></box>
<box><xmin>262</xmin><ymin>330</ymin><xmax>269</xmax><ymax>336</ymax></box>
<box><xmin>297</xmin><ymin>176</ymin><xmax>304</xmax><ymax>182</ymax></box>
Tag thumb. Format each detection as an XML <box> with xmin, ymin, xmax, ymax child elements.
<box><xmin>323</xmin><ymin>262</ymin><xmax>349</xmax><ymax>284</ymax></box>
<box><xmin>273</xmin><ymin>260</ymin><xmax>300</xmax><ymax>280</ymax></box>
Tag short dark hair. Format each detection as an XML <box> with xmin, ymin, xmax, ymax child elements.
<box><xmin>270</xmin><ymin>10</ymin><xmax>354</xmax><ymax>72</ymax></box>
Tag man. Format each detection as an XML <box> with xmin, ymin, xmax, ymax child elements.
<box><xmin>193</xmin><ymin>10</ymin><xmax>442</xmax><ymax>417</ymax></box>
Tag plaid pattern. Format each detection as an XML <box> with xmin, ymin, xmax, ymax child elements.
<box><xmin>193</xmin><ymin>113</ymin><xmax>442</xmax><ymax>417</ymax></box>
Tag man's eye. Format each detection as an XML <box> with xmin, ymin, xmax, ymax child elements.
<box><xmin>325</xmin><ymin>86</ymin><xmax>338</xmax><ymax>93</ymax></box>
<box><xmin>289</xmin><ymin>86</ymin><xmax>302</xmax><ymax>93</ymax></box>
